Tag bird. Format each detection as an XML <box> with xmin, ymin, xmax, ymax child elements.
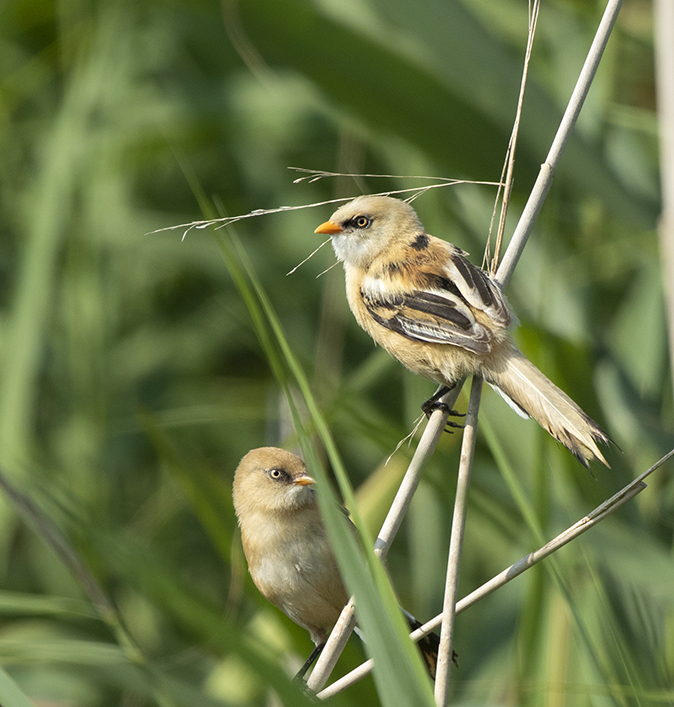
<box><xmin>314</xmin><ymin>195</ymin><xmax>611</xmax><ymax>468</ymax></box>
<box><xmin>232</xmin><ymin>447</ymin><xmax>441</xmax><ymax>681</ymax></box>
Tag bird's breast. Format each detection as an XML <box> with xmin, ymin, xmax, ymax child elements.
<box><xmin>241</xmin><ymin>511</ymin><xmax>347</xmax><ymax>631</ymax></box>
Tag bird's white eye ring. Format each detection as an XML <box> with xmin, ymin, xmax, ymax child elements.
<box><xmin>354</xmin><ymin>216</ymin><xmax>370</xmax><ymax>228</ymax></box>
<box><xmin>269</xmin><ymin>468</ymin><xmax>284</xmax><ymax>480</ymax></box>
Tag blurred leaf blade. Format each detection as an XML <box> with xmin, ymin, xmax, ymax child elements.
<box><xmin>0</xmin><ymin>667</ymin><xmax>39</xmax><ymax>707</ymax></box>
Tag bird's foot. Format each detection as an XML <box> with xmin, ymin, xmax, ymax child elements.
<box><xmin>421</xmin><ymin>386</ymin><xmax>465</xmax><ymax>433</ymax></box>
<box><xmin>292</xmin><ymin>643</ymin><xmax>323</xmax><ymax>686</ymax></box>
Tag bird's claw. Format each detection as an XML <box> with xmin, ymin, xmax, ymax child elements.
<box><xmin>421</xmin><ymin>396</ymin><xmax>465</xmax><ymax>434</ymax></box>
<box><xmin>443</xmin><ymin>418</ymin><xmax>465</xmax><ymax>434</ymax></box>
<box><xmin>421</xmin><ymin>386</ymin><xmax>463</xmax><ymax>416</ymax></box>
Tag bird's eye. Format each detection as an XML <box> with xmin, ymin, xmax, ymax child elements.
<box><xmin>269</xmin><ymin>468</ymin><xmax>285</xmax><ymax>481</ymax></box>
<box><xmin>353</xmin><ymin>215</ymin><xmax>371</xmax><ymax>229</ymax></box>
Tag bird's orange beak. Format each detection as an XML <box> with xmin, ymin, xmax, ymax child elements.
<box><xmin>293</xmin><ymin>474</ymin><xmax>316</xmax><ymax>486</ymax></box>
<box><xmin>314</xmin><ymin>220</ymin><xmax>342</xmax><ymax>235</ymax></box>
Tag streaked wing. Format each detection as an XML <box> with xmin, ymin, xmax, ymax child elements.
<box><xmin>359</xmin><ymin>234</ymin><xmax>510</xmax><ymax>354</ymax></box>
<box><xmin>361</xmin><ymin>284</ymin><xmax>492</xmax><ymax>354</ymax></box>
<box><xmin>443</xmin><ymin>246</ymin><xmax>511</xmax><ymax>327</ymax></box>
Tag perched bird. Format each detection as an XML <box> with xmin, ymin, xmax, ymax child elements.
<box><xmin>315</xmin><ymin>196</ymin><xmax>611</xmax><ymax>468</ymax></box>
<box><xmin>233</xmin><ymin>447</ymin><xmax>440</xmax><ymax>680</ymax></box>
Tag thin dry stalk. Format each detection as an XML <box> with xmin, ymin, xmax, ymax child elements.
<box><xmin>374</xmin><ymin>386</ymin><xmax>462</xmax><ymax>557</ymax></box>
<box><xmin>487</xmin><ymin>0</ymin><xmax>541</xmax><ymax>274</ymax></box>
<box><xmin>434</xmin><ymin>378</ymin><xmax>482</xmax><ymax>704</ymax></box>
<box><xmin>317</xmin><ymin>447</ymin><xmax>674</xmax><ymax>699</ymax></box>
<box><xmin>149</xmin><ymin>178</ymin><xmax>502</xmax><ymax>242</ymax></box>
<box><xmin>306</xmin><ymin>598</ymin><xmax>358</xmax><ymax>692</ymax></box>
<box><xmin>495</xmin><ymin>0</ymin><xmax>624</xmax><ymax>289</ymax></box>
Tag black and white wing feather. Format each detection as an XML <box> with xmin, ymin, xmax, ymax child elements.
<box><xmin>361</xmin><ymin>242</ymin><xmax>510</xmax><ymax>355</ymax></box>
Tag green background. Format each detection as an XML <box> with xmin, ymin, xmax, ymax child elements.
<box><xmin>0</xmin><ymin>0</ymin><xmax>671</xmax><ymax>705</ymax></box>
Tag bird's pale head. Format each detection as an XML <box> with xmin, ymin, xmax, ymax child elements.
<box><xmin>232</xmin><ymin>447</ymin><xmax>317</xmax><ymax>521</ymax></box>
<box><xmin>315</xmin><ymin>196</ymin><xmax>424</xmax><ymax>268</ymax></box>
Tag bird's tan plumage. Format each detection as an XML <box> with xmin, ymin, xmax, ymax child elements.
<box><xmin>316</xmin><ymin>195</ymin><xmax>611</xmax><ymax>468</ymax></box>
<box><xmin>233</xmin><ymin>447</ymin><xmax>442</xmax><ymax>679</ymax></box>
<box><xmin>233</xmin><ymin>447</ymin><xmax>347</xmax><ymax>647</ymax></box>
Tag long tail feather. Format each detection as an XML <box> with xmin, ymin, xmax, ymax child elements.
<box><xmin>484</xmin><ymin>350</ymin><xmax>611</xmax><ymax>468</ymax></box>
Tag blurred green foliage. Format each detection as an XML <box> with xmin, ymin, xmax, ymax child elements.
<box><xmin>0</xmin><ymin>0</ymin><xmax>672</xmax><ymax>705</ymax></box>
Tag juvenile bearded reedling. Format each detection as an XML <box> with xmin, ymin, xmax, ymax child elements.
<box><xmin>233</xmin><ymin>447</ymin><xmax>441</xmax><ymax>681</ymax></box>
<box><xmin>315</xmin><ymin>196</ymin><xmax>612</xmax><ymax>468</ymax></box>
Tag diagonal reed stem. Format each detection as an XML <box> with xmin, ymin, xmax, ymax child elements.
<box><xmin>317</xmin><ymin>447</ymin><xmax>674</xmax><ymax>699</ymax></box>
